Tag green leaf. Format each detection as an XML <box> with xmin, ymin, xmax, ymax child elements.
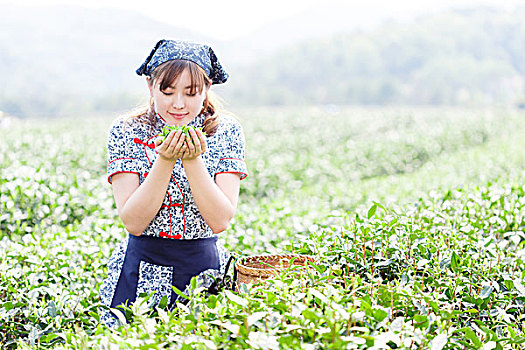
<box><xmin>172</xmin><ymin>286</ymin><xmax>190</xmax><ymax>300</ymax></box>
<box><xmin>209</xmin><ymin>320</ymin><xmax>240</xmax><ymax>335</ymax></box>
<box><xmin>302</xmin><ymin>308</ymin><xmax>319</xmax><ymax>321</ymax></box>
<box><xmin>431</xmin><ymin>333</ymin><xmax>448</xmax><ymax>350</ymax></box>
<box><xmin>310</xmin><ymin>289</ymin><xmax>329</xmax><ymax>305</ymax></box>
<box><xmin>3</xmin><ymin>301</ymin><xmax>13</xmax><ymax>311</ymax></box>
<box><xmin>247</xmin><ymin>311</ymin><xmax>267</xmax><ymax>326</ymax></box>
<box><xmin>504</xmin><ymin>280</ymin><xmax>514</xmax><ymax>291</ymax></box>
<box><xmin>509</xmin><ymin>337</ymin><xmax>525</xmax><ymax>344</ymax></box>
<box><xmin>88</xmin><ymin>311</ymin><xmax>100</xmax><ymax>323</ymax></box>
<box><xmin>480</xmin><ymin>286</ymin><xmax>493</xmax><ymax>299</ymax></box>
<box><xmin>513</xmin><ymin>279</ymin><xmax>525</xmax><ymax>297</ymax></box>
<box><xmin>455</xmin><ymin>327</ymin><xmax>481</xmax><ymax>347</ymax></box>
<box><xmin>413</xmin><ymin>314</ymin><xmax>429</xmax><ymax>328</ymax></box>
<box><xmin>110</xmin><ymin>308</ymin><xmax>128</xmax><ymax>326</ymax></box>
<box><xmin>367</xmin><ymin>204</ymin><xmax>377</xmax><ymax>219</ymax></box>
<box><xmin>47</xmin><ymin>300</ymin><xmax>57</xmax><ymax>317</ymax></box>
<box><xmin>372</xmin><ymin>308</ymin><xmax>388</xmax><ymax>322</ymax></box>
<box><xmin>158</xmin><ymin>295</ymin><xmax>168</xmax><ymax>309</ymax></box>
<box><xmin>450</xmin><ymin>252</ymin><xmax>461</xmax><ymax>273</ymax></box>
<box><xmin>28</xmin><ymin>326</ymin><xmax>39</xmax><ymax>346</ymax></box>
<box><xmin>224</xmin><ymin>290</ymin><xmax>248</xmax><ymax>307</ymax></box>
<box><xmin>311</xmin><ymin>263</ymin><xmax>326</xmax><ymax>274</ymax></box>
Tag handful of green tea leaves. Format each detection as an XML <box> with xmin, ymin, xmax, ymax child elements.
<box><xmin>160</xmin><ymin>125</ymin><xmax>206</xmax><ymax>143</ymax></box>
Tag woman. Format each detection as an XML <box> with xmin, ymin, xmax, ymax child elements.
<box><xmin>99</xmin><ymin>39</ymin><xmax>247</xmax><ymax>325</ymax></box>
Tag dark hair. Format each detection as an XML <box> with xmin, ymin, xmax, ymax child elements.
<box><xmin>127</xmin><ymin>59</ymin><xmax>221</xmax><ymax>136</ymax></box>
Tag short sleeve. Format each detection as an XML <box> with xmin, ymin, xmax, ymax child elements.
<box><xmin>107</xmin><ymin>119</ymin><xmax>141</xmax><ymax>184</ymax></box>
<box><xmin>216</xmin><ymin>120</ymin><xmax>248</xmax><ymax>180</ymax></box>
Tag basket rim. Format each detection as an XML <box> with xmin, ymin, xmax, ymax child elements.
<box><xmin>235</xmin><ymin>254</ymin><xmax>315</xmax><ymax>277</ymax></box>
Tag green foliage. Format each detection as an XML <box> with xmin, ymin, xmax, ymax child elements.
<box><xmin>159</xmin><ymin>125</ymin><xmax>206</xmax><ymax>145</ymax></box>
<box><xmin>3</xmin><ymin>7</ymin><xmax>525</xmax><ymax>117</ymax></box>
<box><xmin>227</xmin><ymin>8</ymin><xmax>525</xmax><ymax>107</ymax></box>
<box><xmin>0</xmin><ymin>107</ymin><xmax>524</xmax><ymax>348</ymax></box>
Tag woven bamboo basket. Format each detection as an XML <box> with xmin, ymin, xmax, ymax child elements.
<box><xmin>235</xmin><ymin>254</ymin><xmax>315</xmax><ymax>289</ymax></box>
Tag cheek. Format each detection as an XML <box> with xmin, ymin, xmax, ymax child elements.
<box><xmin>192</xmin><ymin>95</ymin><xmax>206</xmax><ymax>109</ymax></box>
<box><xmin>152</xmin><ymin>94</ymin><xmax>168</xmax><ymax>108</ymax></box>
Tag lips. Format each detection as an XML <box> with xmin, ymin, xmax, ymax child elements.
<box><xmin>168</xmin><ymin>112</ymin><xmax>188</xmax><ymax>119</ymax></box>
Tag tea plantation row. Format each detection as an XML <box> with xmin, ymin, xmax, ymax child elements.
<box><xmin>1</xmin><ymin>107</ymin><xmax>524</xmax><ymax>349</ymax></box>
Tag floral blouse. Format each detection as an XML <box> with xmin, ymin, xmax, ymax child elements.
<box><xmin>107</xmin><ymin>113</ymin><xmax>247</xmax><ymax>240</ymax></box>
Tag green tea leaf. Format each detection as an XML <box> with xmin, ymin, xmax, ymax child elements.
<box><xmin>480</xmin><ymin>286</ymin><xmax>493</xmax><ymax>299</ymax></box>
<box><xmin>47</xmin><ymin>300</ymin><xmax>57</xmax><ymax>317</ymax></box>
<box><xmin>450</xmin><ymin>252</ymin><xmax>461</xmax><ymax>273</ymax></box>
<box><xmin>224</xmin><ymin>290</ymin><xmax>248</xmax><ymax>307</ymax></box>
<box><xmin>367</xmin><ymin>204</ymin><xmax>377</xmax><ymax>219</ymax></box>
<box><xmin>372</xmin><ymin>308</ymin><xmax>388</xmax><ymax>322</ymax></box>
<box><xmin>172</xmin><ymin>286</ymin><xmax>190</xmax><ymax>300</ymax></box>
<box><xmin>430</xmin><ymin>333</ymin><xmax>448</xmax><ymax>350</ymax></box>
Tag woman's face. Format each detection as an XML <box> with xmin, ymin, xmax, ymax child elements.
<box><xmin>149</xmin><ymin>68</ymin><xmax>209</xmax><ymax>126</ymax></box>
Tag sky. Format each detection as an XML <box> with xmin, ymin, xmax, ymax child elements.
<box><xmin>2</xmin><ymin>0</ymin><xmax>525</xmax><ymax>40</ymax></box>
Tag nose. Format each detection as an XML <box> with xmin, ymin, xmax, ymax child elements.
<box><xmin>172</xmin><ymin>94</ymin><xmax>184</xmax><ymax>109</ymax></box>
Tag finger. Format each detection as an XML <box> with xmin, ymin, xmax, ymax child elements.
<box><xmin>156</xmin><ymin>134</ymin><xmax>170</xmax><ymax>152</ymax></box>
<box><xmin>179</xmin><ymin>143</ymin><xmax>189</xmax><ymax>159</ymax></box>
<box><xmin>186</xmin><ymin>128</ymin><xmax>197</xmax><ymax>153</ymax></box>
<box><xmin>181</xmin><ymin>140</ymin><xmax>188</xmax><ymax>154</ymax></box>
<box><xmin>160</xmin><ymin>129</ymin><xmax>175</xmax><ymax>147</ymax></box>
<box><xmin>174</xmin><ymin>131</ymin><xmax>187</xmax><ymax>152</ymax></box>
<box><xmin>173</xmin><ymin>130</ymin><xmax>185</xmax><ymax>144</ymax></box>
<box><xmin>167</xmin><ymin>130</ymin><xmax>183</xmax><ymax>152</ymax></box>
<box><xmin>196</xmin><ymin>129</ymin><xmax>207</xmax><ymax>153</ymax></box>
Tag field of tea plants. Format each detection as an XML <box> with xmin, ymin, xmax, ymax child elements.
<box><xmin>1</xmin><ymin>106</ymin><xmax>524</xmax><ymax>349</ymax></box>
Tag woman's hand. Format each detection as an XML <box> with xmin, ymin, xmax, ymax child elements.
<box><xmin>181</xmin><ymin>127</ymin><xmax>207</xmax><ymax>160</ymax></box>
<box><xmin>154</xmin><ymin>129</ymin><xmax>187</xmax><ymax>161</ymax></box>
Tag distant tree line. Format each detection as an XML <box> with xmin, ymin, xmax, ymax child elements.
<box><xmin>1</xmin><ymin>7</ymin><xmax>525</xmax><ymax>117</ymax></box>
<box><xmin>224</xmin><ymin>8</ymin><xmax>525</xmax><ymax>107</ymax></box>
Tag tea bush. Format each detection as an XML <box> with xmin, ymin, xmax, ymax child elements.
<box><xmin>1</xmin><ymin>107</ymin><xmax>524</xmax><ymax>349</ymax></box>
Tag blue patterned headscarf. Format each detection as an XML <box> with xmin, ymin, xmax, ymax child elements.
<box><xmin>136</xmin><ymin>39</ymin><xmax>229</xmax><ymax>84</ymax></box>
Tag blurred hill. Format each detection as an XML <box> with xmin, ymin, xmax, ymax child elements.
<box><xmin>224</xmin><ymin>7</ymin><xmax>525</xmax><ymax>106</ymax></box>
<box><xmin>0</xmin><ymin>4</ymin><xmax>212</xmax><ymax>117</ymax></box>
<box><xmin>1</xmin><ymin>4</ymin><xmax>524</xmax><ymax>117</ymax></box>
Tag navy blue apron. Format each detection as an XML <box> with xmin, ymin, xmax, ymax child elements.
<box><xmin>110</xmin><ymin>234</ymin><xmax>219</xmax><ymax>312</ymax></box>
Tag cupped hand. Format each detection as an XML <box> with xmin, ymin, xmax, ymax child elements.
<box><xmin>181</xmin><ymin>127</ymin><xmax>207</xmax><ymax>160</ymax></box>
<box><xmin>154</xmin><ymin>129</ymin><xmax>187</xmax><ymax>161</ymax></box>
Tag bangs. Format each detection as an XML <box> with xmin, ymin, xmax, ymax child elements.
<box><xmin>153</xmin><ymin>60</ymin><xmax>209</xmax><ymax>94</ymax></box>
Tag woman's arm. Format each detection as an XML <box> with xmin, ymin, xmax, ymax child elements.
<box><xmin>111</xmin><ymin>130</ymin><xmax>186</xmax><ymax>236</ymax></box>
<box><xmin>111</xmin><ymin>157</ymin><xmax>175</xmax><ymax>235</ymax></box>
<box><xmin>182</xmin><ymin>158</ymin><xmax>241</xmax><ymax>233</ymax></box>
<box><xmin>181</xmin><ymin>127</ymin><xmax>241</xmax><ymax>233</ymax></box>
<box><xmin>112</xmin><ymin>127</ymin><xmax>241</xmax><ymax>235</ymax></box>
